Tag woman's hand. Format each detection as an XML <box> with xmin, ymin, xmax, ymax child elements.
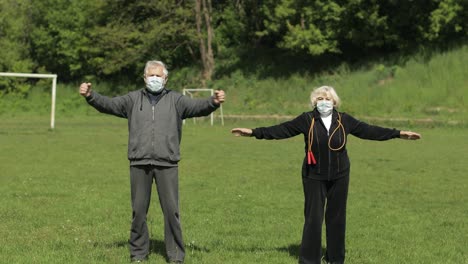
<box><xmin>400</xmin><ymin>131</ymin><xmax>421</xmax><ymax>140</ymax></box>
<box><xmin>231</xmin><ymin>128</ymin><xmax>253</xmax><ymax>137</ymax></box>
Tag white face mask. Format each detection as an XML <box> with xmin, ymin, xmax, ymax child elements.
<box><xmin>316</xmin><ymin>100</ymin><xmax>334</xmax><ymax>116</ymax></box>
<box><xmin>146</xmin><ymin>76</ymin><xmax>165</xmax><ymax>93</ymax></box>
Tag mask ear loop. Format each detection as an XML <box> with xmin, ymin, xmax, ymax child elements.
<box><xmin>328</xmin><ymin>112</ymin><xmax>346</xmax><ymax>151</ymax></box>
<box><xmin>307</xmin><ymin>118</ymin><xmax>316</xmax><ymax>165</ymax></box>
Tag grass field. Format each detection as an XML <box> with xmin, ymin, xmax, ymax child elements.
<box><xmin>0</xmin><ymin>115</ymin><xmax>467</xmax><ymax>263</ymax></box>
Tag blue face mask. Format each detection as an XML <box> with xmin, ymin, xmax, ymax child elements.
<box><xmin>146</xmin><ymin>76</ymin><xmax>165</xmax><ymax>93</ymax></box>
<box><xmin>316</xmin><ymin>100</ymin><xmax>334</xmax><ymax>116</ymax></box>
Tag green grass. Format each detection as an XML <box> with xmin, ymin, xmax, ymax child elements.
<box><xmin>210</xmin><ymin>44</ymin><xmax>468</xmax><ymax>123</ymax></box>
<box><xmin>2</xmin><ymin>45</ymin><xmax>467</xmax><ymax>126</ymax></box>
<box><xmin>0</xmin><ymin>115</ymin><xmax>467</xmax><ymax>263</ymax></box>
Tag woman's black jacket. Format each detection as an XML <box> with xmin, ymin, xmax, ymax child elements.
<box><xmin>251</xmin><ymin>109</ymin><xmax>401</xmax><ymax>180</ymax></box>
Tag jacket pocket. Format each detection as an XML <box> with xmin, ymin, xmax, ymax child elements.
<box><xmin>337</xmin><ymin>150</ymin><xmax>350</xmax><ymax>172</ymax></box>
<box><xmin>159</xmin><ymin>134</ymin><xmax>180</xmax><ymax>162</ymax></box>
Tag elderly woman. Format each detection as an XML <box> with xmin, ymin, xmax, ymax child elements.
<box><xmin>231</xmin><ymin>86</ymin><xmax>421</xmax><ymax>264</ymax></box>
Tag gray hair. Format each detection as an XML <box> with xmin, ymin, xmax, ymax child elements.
<box><xmin>310</xmin><ymin>85</ymin><xmax>341</xmax><ymax>109</ymax></box>
<box><xmin>144</xmin><ymin>60</ymin><xmax>169</xmax><ymax>77</ymax></box>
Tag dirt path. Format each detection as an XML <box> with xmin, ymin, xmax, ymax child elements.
<box><xmin>222</xmin><ymin>114</ymin><xmax>463</xmax><ymax>125</ymax></box>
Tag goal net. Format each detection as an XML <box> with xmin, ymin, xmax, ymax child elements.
<box><xmin>182</xmin><ymin>88</ymin><xmax>224</xmax><ymax>126</ymax></box>
<box><xmin>0</xmin><ymin>72</ymin><xmax>58</xmax><ymax>129</ymax></box>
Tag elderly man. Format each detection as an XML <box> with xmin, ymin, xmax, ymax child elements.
<box><xmin>79</xmin><ymin>60</ymin><xmax>225</xmax><ymax>263</ymax></box>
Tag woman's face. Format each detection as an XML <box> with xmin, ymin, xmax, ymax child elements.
<box><xmin>315</xmin><ymin>93</ymin><xmax>334</xmax><ymax>106</ymax></box>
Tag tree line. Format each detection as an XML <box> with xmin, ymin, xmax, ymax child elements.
<box><xmin>0</xmin><ymin>0</ymin><xmax>466</xmax><ymax>94</ymax></box>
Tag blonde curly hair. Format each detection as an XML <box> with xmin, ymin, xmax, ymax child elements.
<box><xmin>310</xmin><ymin>86</ymin><xmax>341</xmax><ymax>109</ymax></box>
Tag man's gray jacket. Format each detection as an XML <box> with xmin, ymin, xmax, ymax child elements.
<box><xmin>86</xmin><ymin>88</ymin><xmax>219</xmax><ymax>167</ymax></box>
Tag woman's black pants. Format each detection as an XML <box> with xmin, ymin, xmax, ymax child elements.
<box><xmin>299</xmin><ymin>175</ymin><xmax>349</xmax><ymax>264</ymax></box>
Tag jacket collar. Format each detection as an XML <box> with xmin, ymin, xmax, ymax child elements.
<box><xmin>142</xmin><ymin>87</ymin><xmax>168</xmax><ymax>97</ymax></box>
<box><xmin>139</xmin><ymin>88</ymin><xmax>168</xmax><ymax>111</ymax></box>
<box><xmin>312</xmin><ymin>108</ymin><xmax>339</xmax><ymax>122</ymax></box>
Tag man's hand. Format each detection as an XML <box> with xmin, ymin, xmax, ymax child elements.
<box><xmin>400</xmin><ymin>131</ymin><xmax>421</xmax><ymax>140</ymax></box>
<box><xmin>213</xmin><ymin>90</ymin><xmax>225</xmax><ymax>105</ymax></box>
<box><xmin>231</xmin><ymin>128</ymin><xmax>253</xmax><ymax>137</ymax></box>
<box><xmin>79</xmin><ymin>82</ymin><xmax>92</xmax><ymax>97</ymax></box>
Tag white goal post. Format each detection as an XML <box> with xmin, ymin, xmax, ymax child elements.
<box><xmin>0</xmin><ymin>72</ymin><xmax>57</xmax><ymax>129</ymax></box>
<box><xmin>182</xmin><ymin>88</ymin><xmax>224</xmax><ymax>126</ymax></box>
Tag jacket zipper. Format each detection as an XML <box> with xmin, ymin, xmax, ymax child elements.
<box><xmin>327</xmin><ymin>130</ymin><xmax>331</xmax><ymax>181</ymax></box>
<box><xmin>152</xmin><ymin>105</ymin><xmax>155</xmax><ymax>148</ymax></box>
<box><xmin>337</xmin><ymin>131</ymin><xmax>341</xmax><ymax>173</ymax></box>
<box><xmin>315</xmin><ymin>125</ymin><xmax>320</xmax><ymax>173</ymax></box>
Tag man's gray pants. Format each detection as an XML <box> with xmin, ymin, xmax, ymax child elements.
<box><xmin>129</xmin><ymin>165</ymin><xmax>185</xmax><ymax>261</ymax></box>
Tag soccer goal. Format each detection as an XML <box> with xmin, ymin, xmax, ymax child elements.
<box><xmin>182</xmin><ymin>88</ymin><xmax>224</xmax><ymax>126</ymax></box>
<box><xmin>0</xmin><ymin>72</ymin><xmax>58</xmax><ymax>129</ymax></box>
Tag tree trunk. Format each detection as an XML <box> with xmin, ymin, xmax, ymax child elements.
<box><xmin>195</xmin><ymin>0</ymin><xmax>214</xmax><ymax>86</ymax></box>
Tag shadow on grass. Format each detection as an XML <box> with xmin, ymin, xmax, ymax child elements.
<box><xmin>277</xmin><ymin>244</ymin><xmax>300</xmax><ymax>258</ymax></box>
<box><xmin>277</xmin><ymin>244</ymin><xmax>326</xmax><ymax>259</ymax></box>
<box><xmin>110</xmin><ymin>238</ymin><xmax>210</xmax><ymax>259</ymax></box>
<box><xmin>150</xmin><ymin>239</ymin><xmax>167</xmax><ymax>258</ymax></box>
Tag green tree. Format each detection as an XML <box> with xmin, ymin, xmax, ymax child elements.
<box><xmin>88</xmin><ymin>0</ymin><xmax>198</xmax><ymax>85</ymax></box>
<box><xmin>339</xmin><ymin>0</ymin><xmax>467</xmax><ymax>53</ymax></box>
<box><xmin>29</xmin><ymin>0</ymin><xmax>103</xmax><ymax>82</ymax></box>
<box><xmin>3</xmin><ymin>0</ymin><xmax>466</xmax><ymax>92</ymax></box>
<box><xmin>0</xmin><ymin>0</ymin><xmax>34</xmax><ymax>94</ymax></box>
<box><xmin>425</xmin><ymin>0</ymin><xmax>465</xmax><ymax>42</ymax></box>
<box><xmin>212</xmin><ymin>1</ymin><xmax>264</xmax><ymax>73</ymax></box>
<box><xmin>256</xmin><ymin>0</ymin><xmax>344</xmax><ymax>55</ymax></box>
<box><xmin>338</xmin><ymin>0</ymin><xmax>394</xmax><ymax>50</ymax></box>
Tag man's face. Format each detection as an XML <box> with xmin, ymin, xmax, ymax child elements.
<box><xmin>145</xmin><ymin>66</ymin><xmax>166</xmax><ymax>84</ymax></box>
